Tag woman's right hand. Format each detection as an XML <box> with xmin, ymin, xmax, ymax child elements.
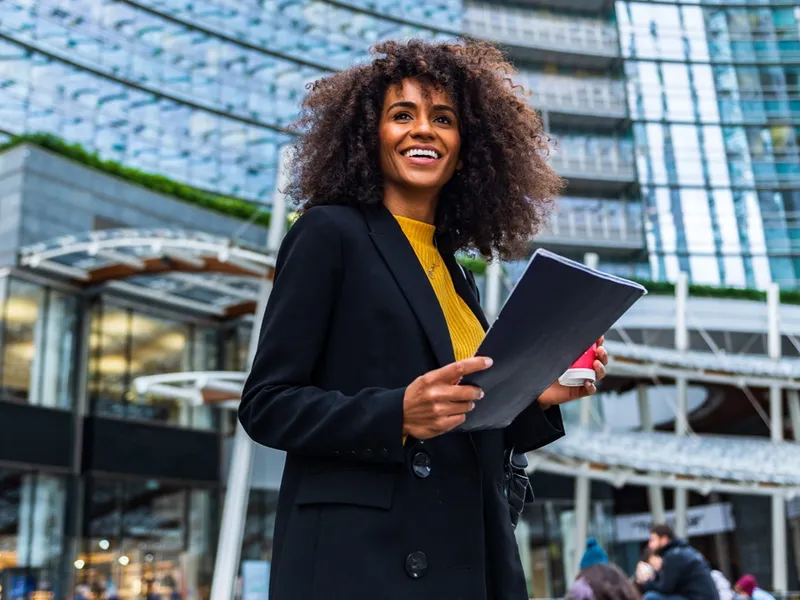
<box><xmin>402</xmin><ymin>357</ymin><xmax>493</xmax><ymax>440</ymax></box>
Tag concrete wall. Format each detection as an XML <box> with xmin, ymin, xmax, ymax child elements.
<box><xmin>0</xmin><ymin>144</ymin><xmax>268</xmax><ymax>266</ymax></box>
<box><xmin>0</xmin><ymin>145</ymin><xmax>26</xmax><ymax>266</ymax></box>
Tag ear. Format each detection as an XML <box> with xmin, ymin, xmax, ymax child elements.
<box><xmin>456</xmin><ymin>159</ymin><xmax>463</xmax><ymax>171</ymax></box>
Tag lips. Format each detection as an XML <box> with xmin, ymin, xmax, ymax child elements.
<box><xmin>402</xmin><ymin>148</ymin><xmax>441</xmax><ymax>159</ymax></box>
<box><xmin>400</xmin><ymin>146</ymin><xmax>442</xmax><ymax>166</ymax></box>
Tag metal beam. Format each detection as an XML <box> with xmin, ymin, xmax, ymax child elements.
<box><xmin>210</xmin><ymin>144</ymin><xmax>290</xmax><ymax>600</ymax></box>
<box><xmin>638</xmin><ymin>383</ymin><xmax>665</xmax><ymax>522</ymax></box>
<box><xmin>484</xmin><ymin>259</ymin><xmax>502</xmax><ymax>323</ymax></box>
<box><xmin>571</xmin><ymin>252</ymin><xmax>598</xmax><ymax>578</ymax></box>
<box><xmin>674</xmin><ymin>272</ymin><xmax>689</xmax><ymax>538</ymax></box>
<box><xmin>528</xmin><ymin>459</ymin><xmax>800</xmax><ymax>498</ymax></box>
<box><xmin>768</xmin><ymin>282</ymin><xmax>788</xmax><ymax>593</ymax></box>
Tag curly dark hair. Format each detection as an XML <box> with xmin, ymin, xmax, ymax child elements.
<box><xmin>569</xmin><ymin>564</ymin><xmax>642</xmax><ymax>600</ymax></box>
<box><xmin>285</xmin><ymin>38</ymin><xmax>564</xmax><ymax>259</ymax></box>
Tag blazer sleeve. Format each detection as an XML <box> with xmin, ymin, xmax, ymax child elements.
<box><xmin>238</xmin><ymin>208</ymin><xmax>406</xmax><ymax>464</ymax></box>
<box><xmin>505</xmin><ymin>403</ymin><xmax>565</xmax><ymax>453</ymax></box>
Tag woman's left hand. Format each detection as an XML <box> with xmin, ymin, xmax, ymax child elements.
<box><xmin>537</xmin><ymin>335</ymin><xmax>608</xmax><ymax>409</ymax></box>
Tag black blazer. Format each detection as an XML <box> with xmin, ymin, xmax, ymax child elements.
<box><xmin>239</xmin><ymin>203</ymin><xmax>564</xmax><ymax>600</ymax></box>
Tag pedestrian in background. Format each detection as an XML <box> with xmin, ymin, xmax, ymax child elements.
<box><xmin>635</xmin><ymin>523</ymin><xmax>717</xmax><ymax>600</ymax></box>
<box><xmin>568</xmin><ymin>563</ymin><xmax>641</xmax><ymax>600</ymax></box>
<box><xmin>579</xmin><ymin>537</ymin><xmax>609</xmax><ymax>570</ymax></box>
<box><xmin>734</xmin><ymin>575</ymin><xmax>776</xmax><ymax>600</ymax></box>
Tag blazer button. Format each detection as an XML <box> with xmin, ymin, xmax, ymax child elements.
<box><xmin>380</xmin><ymin>448</ymin><xmax>389</xmax><ymax>459</ymax></box>
<box><xmin>411</xmin><ymin>452</ymin><xmax>431</xmax><ymax>479</ymax></box>
<box><xmin>363</xmin><ymin>448</ymin><xmax>373</xmax><ymax>459</ymax></box>
<box><xmin>405</xmin><ymin>551</ymin><xmax>427</xmax><ymax>579</ymax></box>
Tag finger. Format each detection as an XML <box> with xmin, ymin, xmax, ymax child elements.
<box><xmin>432</xmin><ymin>357</ymin><xmax>493</xmax><ymax>384</ymax></box>
<box><xmin>443</xmin><ymin>399</ymin><xmax>477</xmax><ymax>415</ymax></box>
<box><xmin>438</xmin><ymin>414</ymin><xmax>468</xmax><ymax>433</ymax></box>
<box><xmin>593</xmin><ymin>360</ymin><xmax>607</xmax><ymax>380</ymax></box>
<box><xmin>568</xmin><ymin>381</ymin><xmax>595</xmax><ymax>401</ymax></box>
<box><xmin>596</xmin><ymin>335</ymin><xmax>605</xmax><ymax>346</ymax></box>
<box><xmin>595</xmin><ymin>346</ymin><xmax>609</xmax><ymax>365</ymax></box>
<box><xmin>442</xmin><ymin>384</ymin><xmax>484</xmax><ymax>403</ymax></box>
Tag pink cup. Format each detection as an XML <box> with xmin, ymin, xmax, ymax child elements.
<box><xmin>558</xmin><ymin>343</ymin><xmax>597</xmax><ymax>387</ymax></box>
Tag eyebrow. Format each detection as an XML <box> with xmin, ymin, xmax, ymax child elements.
<box><xmin>387</xmin><ymin>101</ymin><xmax>457</xmax><ymax>116</ymax></box>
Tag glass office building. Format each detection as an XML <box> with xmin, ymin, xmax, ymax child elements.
<box><xmin>2</xmin><ymin>0</ymin><xmax>800</xmax><ymax>598</ymax></box>
<box><xmin>0</xmin><ymin>1</ymin><xmax>461</xmax><ymax>599</ymax></box>
<box><xmin>617</xmin><ymin>1</ymin><xmax>800</xmax><ymax>289</ymax></box>
<box><xmin>0</xmin><ymin>0</ymin><xmax>459</xmax><ymax>202</ymax></box>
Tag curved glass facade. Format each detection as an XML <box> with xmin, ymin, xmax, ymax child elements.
<box><xmin>619</xmin><ymin>2</ymin><xmax>800</xmax><ymax>288</ymax></box>
<box><xmin>0</xmin><ymin>0</ymin><xmax>458</xmax><ymax>203</ymax></box>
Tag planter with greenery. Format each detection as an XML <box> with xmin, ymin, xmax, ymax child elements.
<box><xmin>0</xmin><ymin>133</ymin><xmax>272</xmax><ymax>228</ymax></box>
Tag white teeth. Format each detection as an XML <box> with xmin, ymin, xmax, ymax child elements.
<box><xmin>404</xmin><ymin>148</ymin><xmax>440</xmax><ymax>159</ymax></box>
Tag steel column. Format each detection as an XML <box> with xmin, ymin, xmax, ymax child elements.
<box><xmin>484</xmin><ymin>258</ymin><xmax>503</xmax><ymax>324</ymax></box>
<box><xmin>209</xmin><ymin>145</ymin><xmax>290</xmax><ymax>600</ymax></box>
<box><xmin>637</xmin><ymin>383</ymin><xmax>665</xmax><ymax>522</ymax></box>
<box><xmin>673</xmin><ymin>272</ymin><xmax>689</xmax><ymax>538</ymax></box>
<box><xmin>768</xmin><ymin>283</ymin><xmax>788</xmax><ymax>593</ymax></box>
<box><xmin>570</xmin><ymin>253</ymin><xmax>599</xmax><ymax>578</ymax></box>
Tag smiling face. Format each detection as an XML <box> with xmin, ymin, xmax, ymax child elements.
<box><xmin>378</xmin><ymin>78</ymin><xmax>461</xmax><ymax>206</ymax></box>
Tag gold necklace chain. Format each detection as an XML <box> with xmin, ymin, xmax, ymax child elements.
<box><xmin>427</xmin><ymin>238</ymin><xmax>441</xmax><ymax>279</ymax></box>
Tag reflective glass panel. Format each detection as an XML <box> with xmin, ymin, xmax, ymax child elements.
<box><xmin>0</xmin><ymin>468</ymin><xmax>67</xmax><ymax>599</ymax></box>
<box><xmin>80</xmin><ymin>479</ymin><xmax>215</xmax><ymax>599</ymax></box>
<box><xmin>0</xmin><ymin>279</ymin><xmax>44</xmax><ymax>404</ymax></box>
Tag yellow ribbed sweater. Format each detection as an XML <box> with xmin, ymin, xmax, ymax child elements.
<box><xmin>394</xmin><ymin>215</ymin><xmax>486</xmax><ymax>362</ymax></box>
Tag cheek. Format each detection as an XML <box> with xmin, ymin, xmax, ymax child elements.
<box><xmin>445</xmin><ymin>134</ymin><xmax>461</xmax><ymax>169</ymax></box>
<box><xmin>377</xmin><ymin>130</ymin><xmax>397</xmax><ymax>169</ymax></box>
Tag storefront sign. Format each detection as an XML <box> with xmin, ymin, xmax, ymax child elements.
<box><xmin>615</xmin><ymin>503</ymin><xmax>735</xmax><ymax>543</ymax></box>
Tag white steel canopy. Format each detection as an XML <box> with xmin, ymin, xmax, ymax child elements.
<box><xmin>531</xmin><ymin>427</ymin><xmax>800</xmax><ymax>498</ymax></box>
<box><xmin>18</xmin><ymin>228</ymin><xmax>274</xmax><ymax>317</ymax></box>
<box><xmin>133</xmin><ymin>371</ymin><xmax>247</xmax><ymax>409</ymax></box>
<box><xmin>605</xmin><ymin>339</ymin><xmax>800</xmax><ymax>388</ymax></box>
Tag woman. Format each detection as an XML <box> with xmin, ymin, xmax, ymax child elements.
<box><xmin>239</xmin><ymin>39</ymin><xmax>608</xmax><ymax>600</ymax></box>
<box><xmin>569</xmin><ymin>564</ymin><xmax>642</xmax><ymax>600</ymax></box>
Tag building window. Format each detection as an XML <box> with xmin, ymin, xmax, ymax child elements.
<box><xmin>88</xmin><ymin>301</ymin><xmax>223</xmax><ymax>429</ymax></box>
<box><xmin>78</xmin><ymin>478</ymin><xmax>215</xmax><ymax>600</ymax></box>
<box><xmin>0</xmin><ymin>277</ymin><xmax>78</xmax><ymax>408</ymax></box>
<box><xmin>0</xmin><ymin>468</ymin><xmax>67</xmax><ymax>599</ymax></box>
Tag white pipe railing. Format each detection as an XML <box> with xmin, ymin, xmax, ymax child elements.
<box><xmin>543</xmin><ymin>203</ymin><xmax>642</xmax><ymax>245</ymax></box>
<box><xmin>464</xmin><ymin>2</ymin><xmax>619</xmax><ymax>57</ymax></box>
<box><xmin>517</xmin><ymin>72</ymin><xmax>627</xmax><ymax>118</ymax></box>
<box><xmin>550</xmin><ymin>150</ymin><xmax>637</xmax><ymax>181</ymax></box>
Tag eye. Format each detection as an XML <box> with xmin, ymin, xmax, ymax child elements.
<box><xmin>393</xmin><ymin>112</ymin><xmax>412</xmax><ymax>121</ymax></box>
<box><xmin>434</xmin><ymin>115</ymin><xmax>453</xmax><ymax>125</ymax></box>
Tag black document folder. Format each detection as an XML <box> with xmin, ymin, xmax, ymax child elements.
<box><xmin>457</xmin><ymin>248</ymin><xmax>646</xmax><ymax>431</ymax></box>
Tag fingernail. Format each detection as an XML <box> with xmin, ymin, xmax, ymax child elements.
<box><xmin>484</xmin><ymin>358</ymin><xmax>493</xmax><ymax>367</ymax></box>
<box><xmin>478</xmin><ymin>389</ymin><xmax>485</xmax><ymax>399</ymax></box>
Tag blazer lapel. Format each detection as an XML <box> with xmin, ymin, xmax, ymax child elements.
<box><xmin>363</xmin><ymin>204</ymin><xmax>456</xmax><ymax>368</ymax></box>
<box><xmin>438</xmin><ymin>236</ymin><xmax>490</xmax><ymax>332</ymax></box>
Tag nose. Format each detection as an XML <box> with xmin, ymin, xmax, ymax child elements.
<box><xmin>411</xmin><ymin>116</ymin><xmax>435</xmax><ymax>139</ymax></box>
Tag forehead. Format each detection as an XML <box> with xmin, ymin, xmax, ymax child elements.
<box><xmin>383</xmin><ymin>78</ymin><xmax>454</xmax><ymax>107</ymax></box>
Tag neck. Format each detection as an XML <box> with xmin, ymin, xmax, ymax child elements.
<box><xmin>383</xmin><ymin>183</ymin><xmax>438</xmax><ymax>225</ymax></box>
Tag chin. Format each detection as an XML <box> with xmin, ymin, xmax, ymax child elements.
<box><xmin>400</xmin><ymin>175</ymin><xmax>451</xmax><ymax>189</ymax></box>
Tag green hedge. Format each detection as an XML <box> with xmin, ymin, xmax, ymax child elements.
<box><xmin>629</xmin><ymin>278</ymin><xmax>800</xmax><ymax>305</ymax></box>
<box><xmin>5</xmin><ymin>133</ymin><xmax>799</xmax><ymax>304</ymax></box>
<box><xmin>458</xmin><ymin>261</ymin><xmax>800</xmax><ymax>306</ymax></box>
<box><xmin>0</xmin><ymin>133</ymin><xmax>271</xmax><ymax>228</ymax></box>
